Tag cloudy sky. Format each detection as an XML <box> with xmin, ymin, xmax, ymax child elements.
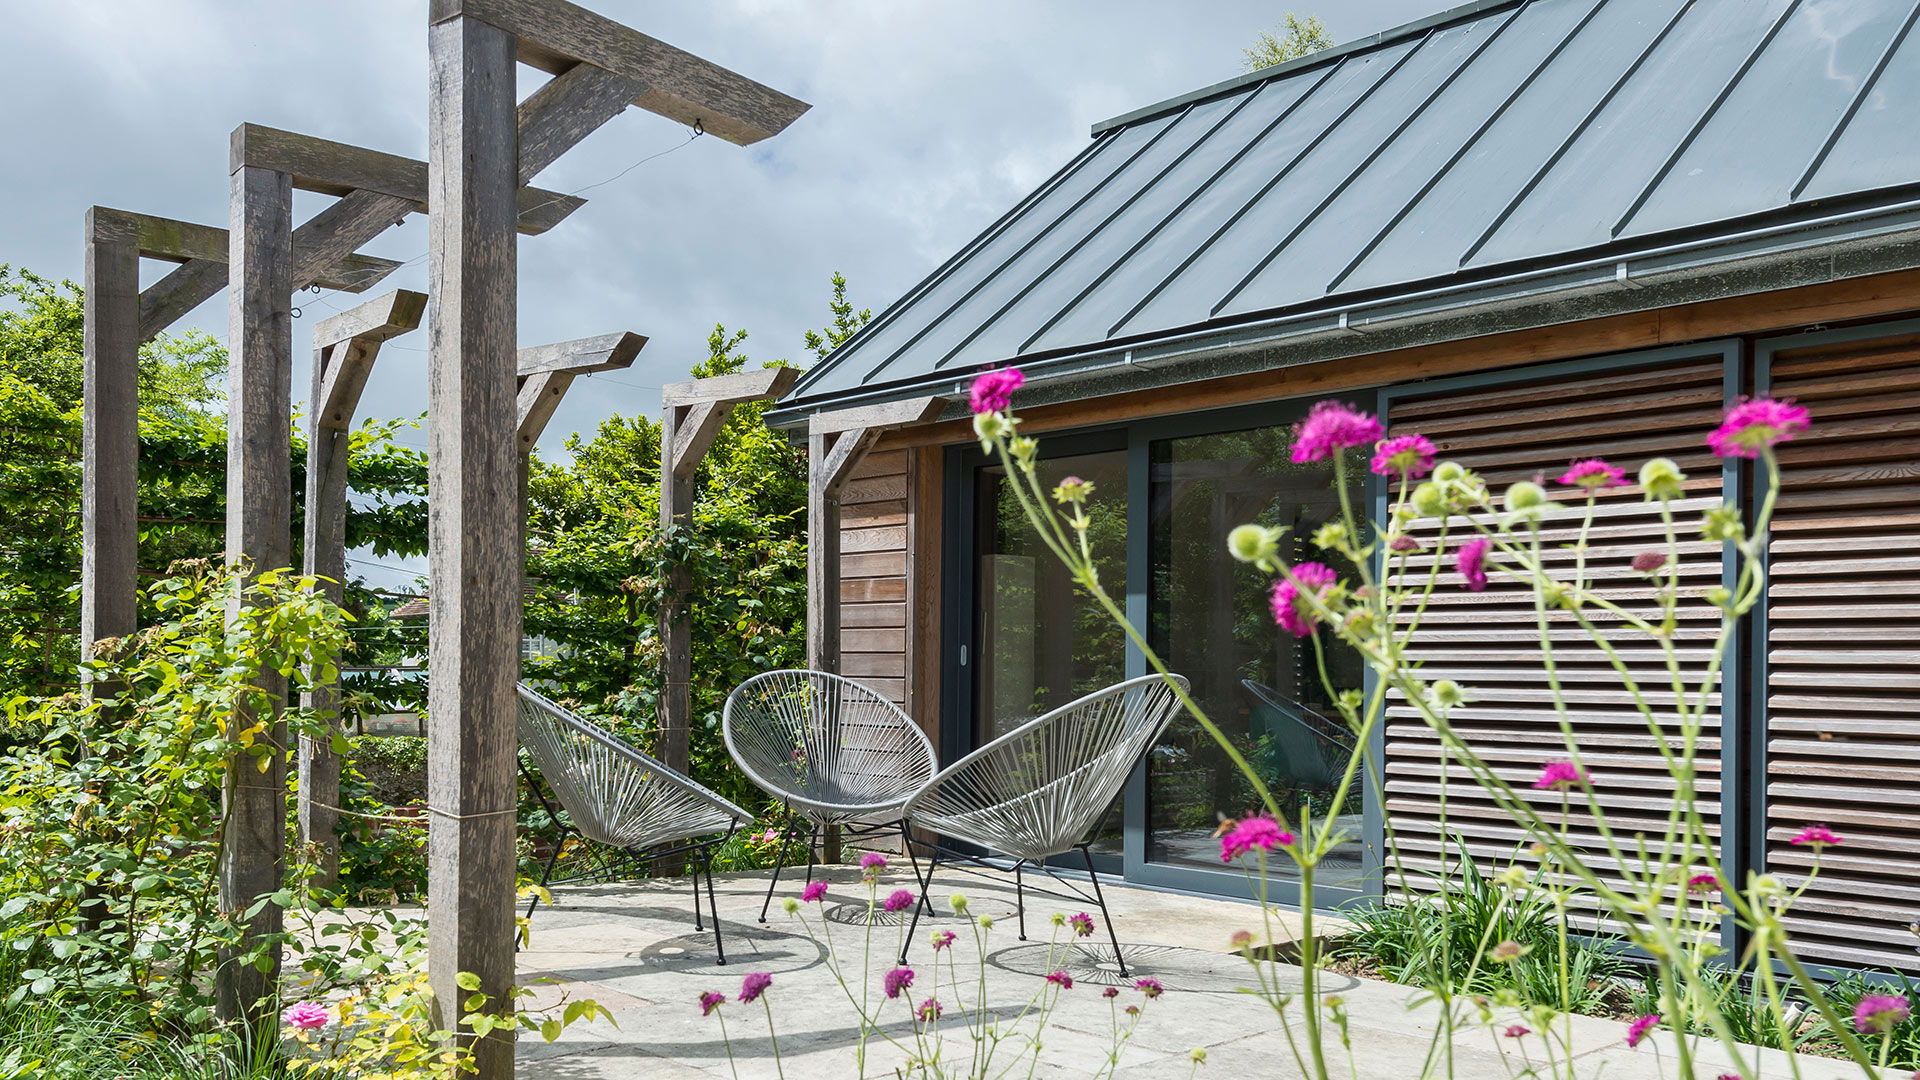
<box><xmin>3</xmin><ymin>0</ymin><xmax>1434</xmax><ymax>587</ymax></box>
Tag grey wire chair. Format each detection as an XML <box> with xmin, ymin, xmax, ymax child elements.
<box><xmin>722</xmin><ymin>669</ymin><xmax>939</xmax><ymax>921</ymax></box>
<box><xmin>516</xmin><ymin>684</ymin><xmax>751</xmax><ymax>963</ymax></box>
<box><xmin>1241</xmin><ymin>679</ymin><xmax>1355</xmax><ymax>792</ymax></box>
<box><xmin>899</xmin><ymin>673</ymin><xmax>1188</xmax><ymax>977</ymax></box>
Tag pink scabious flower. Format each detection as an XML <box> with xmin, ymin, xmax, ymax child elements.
<box><xmin>1371</xmin><ymin>433</ymin><xmax>1437</xmax><ymax>479</ymax></box>
<box><xmin>1136</xmin><ymin>977</ymin><xmax>1165</xmax><ymax>999</ymax></box>
<box><xmin>738</xmin><ymin>972</ymin><xmax>773</xmax><ymax>1004</ymax></box>
<box><xmin>1790</xmin><ymin>824</ymin><xmax>1842</xmax><ymax>847</ymax></box>
<box><xmin>1219</xmin><ymin>816</ymin><xmax>1295</xmax><ymax>863</ymax></box>
<box><xmin>801</xmin><ymin>881</ymin><xmax>829</xmax><ymax>903</ymax></box>
<box><xmin>884</xmin><ymin>889</ymin><xmax>917</xmax><ymax>913</ymax></box>
<box><xmin>1291</xmin><ymin>401</ymin><xmax>1386</xmax><ymax>464</ymax></box>
<box><xmin>883</xmin><ymin>966</ymin><xmax>915</xmax><ymax>999</ymax></box>
<box><xmin>282</xmin><ymin>1001</ymin><xmax>329</xmax><ymax>1030</ymax></box>
<box><xmin>1631</xmin><ymin>551</ymin><xmax>1667</xmax><ymax>574</ymax></box>
<box><xmin>860</xmin><ymin>851</ymin><xmax>889</xmax><ymax>871</ymax></box>
<box><xmin>1455</xmin><ymin>537</ymin><xmax>1490</xmax><ymax>592</ymax></box>
<box><xmin>1270</xmin><ymin>562</ymin><xmax>1339</xmax><ymax>638</ymax></box>
<box><xmin>1103</xmin><ymin>986</ymin><xmax>1121</xmax><ymax>999</ymax></box>
<box><xmin>1686</xmin><ymin>873</ymin><xmax>1719</xmax><ymax>893</ymax></box>
<box><xmin>1626</xmin><ymin>1014</ymin><xmax>1660</xmax><ymax>1048</ymax></box>
<box><xmin>1854</xmin><ymin>994</ymin><xmax>1911</xmax><ymax>1034</ymax></box>
<box><xmin>1503</xmin><ymin>1024</ymin><xmax>1530</xmax><ymax>1039</ymax></box>
<box><xmin>1069</xmin><ymin>912</ymin><xmax>1096</xmax><ymax>938</ymax></box>
<box><xmin>931</xmin><ymin>930</ymin><xmax>956</xmax><ymax>951</ymax></box>
<box><xmin>916</xmin><ymin>998</ymin><xmax>943</xmax><ymax>1024</ymax></box>
<box><xmin>1707</xmin><ymin>397</ymin><xmax>1810</xmax><ymax>458</ymax></box>
<box><xmin>969</xmin><ymin>368</ymin><xmax>1024</xmax><ymax>414</ymax></box>
<box><xmin>698</xmin><ymin>990</ymin><xmax>726</xmax><ymax>1016</ymax></box>
<box><xmin>1387</xmin><ymin>534</ymin><xmax>1422</xmax><ymax>552</ymax></box>
<box><xmin>1558</xmin><ymin>458</ymin><xmax>1627</xmax><ymax>491</ymax></box>
<box><xmin>1534</xmin><ymin>760</ymin><xmax>1588</xmax><ymax>792</ymax></box>
<box><xmin>1046</xmin><ymin>971</ymin><xmax>1074</xmax><ymax>990</ymax></box>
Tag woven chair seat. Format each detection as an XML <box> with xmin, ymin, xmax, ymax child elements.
<box><xmin>723</xmin><ymin>669</ymin><xmax>937</xmax><ymax>824</ymax></box>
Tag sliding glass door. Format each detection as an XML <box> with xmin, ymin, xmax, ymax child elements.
<box><xmin>948</xmin><ymin>407</ymin><xmax>1373</xmax><ymax>904</ymax></box>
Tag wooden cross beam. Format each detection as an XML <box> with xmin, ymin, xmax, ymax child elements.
<box><xmin>298</xmin><ymin>290</ymin><xmax>427</xmax><ymax>886</ymax></box>
<box><xmin>424</xmin><ymin>7</ymin><xmax>804</xmax><ymax>1071</ymax></box>
<box><xmin>805</xmin><ymin>397</ymin><xmax>944</xmax><ymax>676</ymax></box>
<box><xmin>655</xmin><ymin>366</ymin><xmax>798</xmax><ymax>784</ymax></box>
<box><xmin>514</xmin><ymin>331</ymin><xmax>646</xmax><ymax>449</ymax></box>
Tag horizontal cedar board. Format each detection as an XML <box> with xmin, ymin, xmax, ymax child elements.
<box><xmin>841</xmin><ymin>551</ymin><xmax>907</xmax><ymax>579</ymax></box>
<box><xmin>843</xmin><ymin>501</ymin><xmax>907</xmax><ymax>528</ymax></box>
<box><xmin>860</xmin><ymin>677</ymin><xmax>906</xmax><ymax>703</ymax></box>
<box><xmin>842</xmin><ymin>603</ymin><xmax>906</xmax><ymax>629</ymax></box>
<box><xmin>841</xmin><ymin>578</ymin><xmax>907</xmax><ymax>603</ymax></box>
<box><xmin>842</xmin><ymin>526</ymin><xmax>907</xmax><ymax>553</ymax></box>
<box><xmin>840</xmin><ymin>651</ymin><xmax>905</xmax><ymax>679</ymax></box>
<box><xmin>843</xmin><ymin>628</ymin><xmax>906</xmax><ymax>653</ymax></box>
<box><xmin>850</xmin><ymin>449</ymin><xmax>908</xmax><ymax>478</ymax></box>
<box><xmin>872</xmin><ymin>269</ymin><xmax>1920</xmax><ymax>451</ymax></box>
<box><xmin>842</xmin><ymin>474</ymin><xmax>908</xmax><ymax>505</ymax></box>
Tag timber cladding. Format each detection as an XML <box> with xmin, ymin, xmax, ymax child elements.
<box><xmin>1379</xmin><ymin>345</ymin><xmax>1736</xmax><ymax>933</ymax></box>
<box><xmin>1761</xmin><ymin>323</ymin><xmax>1920</xmax><ymax>973</ymax></box>
<box><xmin>838</xmin><ymin>449</ymin><xmax>910</xmax><ymax>705</ymax></box>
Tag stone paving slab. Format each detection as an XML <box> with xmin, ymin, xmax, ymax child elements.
<box><xmin>510</xmin><ymin>868</ymin><xmax>1867</xmax><ymax>1080</ymax></box>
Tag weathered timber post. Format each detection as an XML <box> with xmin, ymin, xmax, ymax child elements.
<box><xmin>298</xmin><ymin>290</ymin><xmax>427</xmax><ymax>885</ymax></box>
<box><xmin>658</xmin><ymin>368</ymin><xmax>799</xmax><ymax>829</ymax></box>
<box><xmin>419</xmin><ymin>5</ymin><xmax>805</xmax><ymax>1073</ymax></box>
<box><xmin>806</xmin><ymin>398</ymin><xmax>942</xmax><ymax>861</ymax></box>
<box><xmin>80</xmin><ymin>207</ymin><xmax>400</xmax><ymax>670</ymax></box>
<box><xmin>425</xmin><ymin>13</ymin><xmax>521</xmax><ymax>1073</ymax></box>
<box><xmin>220</xmin><ymin>155</ymin><xmax>295</xmax><ymax>1032</ymax></box>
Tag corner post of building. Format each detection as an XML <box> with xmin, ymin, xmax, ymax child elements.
<box><xmin>219</xmin><ymin>149</ymin><xmax>295</xmax><ymax>1033</ymax></box>
<box><xmin>805</xmin><ymin>398</ymin><xmax>941</xmax><ymax>861</ymax></box>
<box><xmin>657</xmin><ymin>367</ymin><xmax>799</xmax><ymax>781</ymax></box>
<box><xmin>81</xmin><ymin>209</ymin><xmax>141</xmax><ymax>669</ymax></box>
<box><xmin>298</xmin><ymin>290</ymin><xmax>427</xmax><ymax>885</ymax></box>
<box><xmin>426</xmin><ymin>8</ymin><xmax>520</xmax><ymax>1073</ymax></box>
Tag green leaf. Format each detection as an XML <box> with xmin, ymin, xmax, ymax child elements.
<box><xmin>455</xmin><ymin>971</ymin><xmax>482</xmax><ymax>991</ymax></box>
<box><xmin>541</xmin><ymin>1018</ymin><xmax>562</xmax><ymax>1043</ymax></box>
<box><xmin>29</xmin><ymin>977</ymin><xmax>53</xmax><ymax>996</ymax></box>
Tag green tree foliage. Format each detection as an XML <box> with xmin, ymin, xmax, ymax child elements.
<box><xmin>1242</xmin><ymin>12</ymin><xmax>1335</xmax><ymax>71</ymax></box>
<box><xmin>0</xmin><ymin>266</ymin><xmax>428</xmax><ymax>700</ymax></box>
<box><xmin>523</xmin><ymin>275</ymin><xmax>865</xmax><ymax>807</ymax></box>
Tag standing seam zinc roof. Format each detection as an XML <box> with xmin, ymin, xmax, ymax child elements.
<box><xmin>783</xmin><ymin>0</ymin><xmax>1920</xmax><ymax>412</ymax></box>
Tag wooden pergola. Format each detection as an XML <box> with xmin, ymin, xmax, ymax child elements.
<box><xmin>79</xmin><ymin>0</ymin><xmax>805</xmax><ymax>1070</ymax></box>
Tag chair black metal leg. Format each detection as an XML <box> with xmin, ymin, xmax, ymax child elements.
<box><xmin>1015</xmin><ymin>860</ymin><xmax>1028</xmax><ymax>941</ymax></box>
<box><xmin>1081</xmin><ymin>844</ymin><xmax>1127</xmax><ymax>978</ymax></box>
<box><xmin>899</xmin><ymin>820</ymin><xmax>934</xmax><ymax>917</ymax></box>
<box><xmin>527</xmin><ymin>828</ymin><xmax>568</xmax><ymax>922</ymax></box>
<box><xmin>692</xmin><ymin>852</ymin><xmax>705</xmax><ymax>931</ymax></box>
<box><xmin>901</xmin><ymin>850</ymin><xmax>938</xmax><ymax>965</ymax></box>
<box><xmin>759</xmin><ymin>804</ymin><xmax>796</xmax><ymax>924</ymax></box>
<box><xmin>705</xmin><ymin>852</ymin><xmax>727</xmax><ymax>966</ymax></box>
<box><xmin>803</xmin><ymin>823</ymin><xmax>819</xmax><ymax>884</ymax></box>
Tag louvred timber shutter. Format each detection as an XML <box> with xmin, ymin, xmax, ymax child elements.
<box><xmin>1380</xmin><ymin>348</ymin><xmax>1733</xmax><ymax>935</ymax></box>
<box><xmin>1762</xmin><ymin>325</ymin><xmax>1920</xmax><ymax>973</ymax></box>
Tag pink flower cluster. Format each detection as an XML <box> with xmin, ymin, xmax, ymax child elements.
<box><xmin>1271</xmin><ymin>562</ymin><xmax>1338</xmax><ymax>637</ymax></box>
<box><xmin>1371</xmin><ymin>433</ymin><xmax>1437</xmax><ymax>479</ymax></box>
<box><xmin>1707</xmin><ymin>397</ymin><xmax>1809</xmax><ymax>458</ymax></box>
<box><xmin>739</xmin><ymin>972</ymin><xmax>773</xmax><ymax>1004</ymax></box>
<box><xmin>699</xmin><ymin>990</ymin><xmax>726</xmax><ymax>1016</ymax></box>
<box><xmin>1626</xmin><ymin>1013</ymin><xmax>1660</xmax><ymax>1048</ymax></box>
<box><xmin>1219</xmin><ymin>815</ymin><xmax>1295</xmax><ymax>863</ymax></box>
<box><xmin>1533</xmin><ymin>760</ymin><xmax>1588</xmax><ymax>792</ymax></box>
<box><xmin>1069</xmin><ymin>912</ymin><xmax>1096</xmax><ymax>938</ymax></box>
<box><xmin>1559</xmin><ymin>458</ymin><xmax>1626</xmax><ymax>491</ymax></box>
<box><xmin>801</xmin><ymin>881</ymin><xmax>829</xmax><ymax>903</ymax></box>
<box><xmin>1854</xmin><ymin>994</ymin><xmax>1911</xmax><ymax>1034</ymax></box>
<box><xmin>884</xmin><ymin>966</ymin><xmax>915</xmax><ymax>999</ymax></box>
<box><xmin>1455</xmin><ymin>538</ymin><xmax>1490</xmax><ymax>593</ymax></box>
<box><xmin>1292</xmin><ymin>401</ymin><xmax>1384</xmax><ymax>464</ymax></box>
<box><xmin>884</xmin><ymin>889</ymin><xmax>918</xmax><ymax>913</ymax></box>
<box><xmin>1046</xmin><ymin>971</ymin><xmax>1074</xmax><ymax>989</ymax></box>
<box><xmin>282</xmin><ymin>1001</ymin><xmax>329</xmax><ymax>1030</ymax></box>
<box><xmin>1790</xmin><ymin>824</ymin><xmax>1842</xmax><ymax>847</ymax></box>
<box><xmin>930</xmin><ymin>930</ymin><xmax>956</xmax><ymax>951</ymax></box>
<box><xmin>969</xmin><ymin>368</ymin><xmax>1024</xmax><ymax>414</ymax></box>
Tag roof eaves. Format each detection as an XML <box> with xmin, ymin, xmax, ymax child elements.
<box><xmin>1090</xmin><ymin>0</ymin><xmax>1526</xmax><ymax>136</ymax></box>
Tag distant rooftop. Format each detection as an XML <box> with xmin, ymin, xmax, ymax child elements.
<box><xmin>778</xmin><ymin>0</ymin><xmax>1920</xmax><ymax>419</ymax></box>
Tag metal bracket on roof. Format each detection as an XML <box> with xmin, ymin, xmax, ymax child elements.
<box><xmin>1616</xmin><ymin>261</ymin><xmax>1642</xmax><ymax>289</ymax></box>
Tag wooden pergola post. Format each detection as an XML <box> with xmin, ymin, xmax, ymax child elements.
<box><xmin>298</xmin><ymin>289</ymin><xmax>427</xmax><ymax>885</ymax></box>
<box><xmin>806</xmin><ymin>398</ymin><xmax>941</xmax><ymax>862</ymax></box>
<box><xmin>658</xmin><ymin>368</ymin><xmax>798</xmax><ymax>785</ymax></box>
<box><xmin>421</xmin><ymin>7</ymin><xmax>804</xmax><ymax>1072</ymax></box>
<box><xmin>80</xmin><ymin>207</ymin><xmax>399</xmax><ymax>672</ymax></box>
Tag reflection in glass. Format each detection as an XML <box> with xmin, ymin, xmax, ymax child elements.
<box><xmin>1146</xmin><ymin>427</ymin><xmax>1368</xmax><ymax>888</ymax></box>
<box><xmin>974</xmin><ymin>450</ymin><xmax>1128</xmax><ymax>857</ymax></box>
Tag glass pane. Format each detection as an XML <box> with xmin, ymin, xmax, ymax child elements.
<box><xmin>1146</xmin><ymin>426</ymin><xmax>1368</xmax><ymax>888</ymax></box>
<box><xmin>974</xmin><ymin>449</ymin><xmax>1128</xmax><ymax>857</ymax></box>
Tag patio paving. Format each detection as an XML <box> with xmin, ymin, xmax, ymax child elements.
<box><xmin>512</xmin><ymin>866</ymin><xmax>1862</xmax><ymax>1079</ymax></box>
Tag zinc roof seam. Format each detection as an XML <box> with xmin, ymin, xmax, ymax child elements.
<box><xmin>926</xmin><ymin>86</ymin><xmax>1274</xmax><ymax>373</ymax></box>
<box><xmin>1790</xmin><ymin>0</ymin><xmax>1920</xmax><ymax>203</ymax></box>
<box><xmin>787</xmin><ymin>126</ymin><xmax>1123</xmax><ymax>400</ymax></box>
<box><xmin>1017</xmin><ymin>62</ymin><xmax>1345</xmax><ymax>356</ymax></box>
<box><xmin>1208</xmin><ymin>2</ymin><xmax>1529</xmax><ymax>319</ymax></box>
<box><xmin>854</xmin><ymin>106</ymin><xmax>1196</xmax><ymax>386</ymax></box>
<box><xmin>1459</xmin><ymin>0</ymin><xmax>1697</xmax><ymax>269</ymax></box>
<box><xmin>1610</xmin><ymin>0</ymin><xmax>1808</xmax><ymax>239</ymax></box>
<box><xmin>1106</xmin><ymin>38</ymin><xmax>1434</xmax><ymax>340</ymax></box>
<box><xmin>1326</xmin><ymin>0</ymin><xmax>1611</xmax><ymax>296</ymax></box>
